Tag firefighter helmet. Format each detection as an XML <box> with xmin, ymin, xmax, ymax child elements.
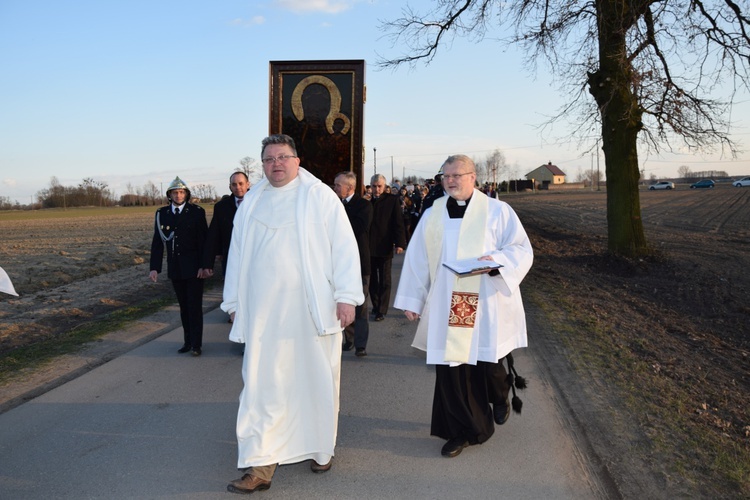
<box><xmin>165</xmin><ymin>176</ymin><xmax>191</xmax><ymax>201</ymax></box>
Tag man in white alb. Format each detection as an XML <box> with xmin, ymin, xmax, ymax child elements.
<box><xmin>222</xmin><ymin>134</ymin><xmax>364</xmax><ymax>494</ymax></box>
<box><xmin>394</xmin><ymin>154</ymin><xmax>533</xmax><ymax>458</ymax></box>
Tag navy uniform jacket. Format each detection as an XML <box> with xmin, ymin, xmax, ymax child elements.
<box><xmin>202</xmin><ymin>194</ymin><xmax>237</xmax><ymax>269</ymax></box>
<box><xmin>369</xmin><ymin>193</ymin><xmax>407</xmax><ymax>259</ymax></box>
<box><xmin>344</xmin><ymin>194</ymin><xmax>373</xmax><ymax>276</ymax></box>
<box><xmin>150</xmin><ymin>203</ymin><xmax>207</xmax><ymax>280</ymax></box>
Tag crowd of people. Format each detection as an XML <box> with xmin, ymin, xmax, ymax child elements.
<box><xmin>147</xmin><ymin>134</ymin><xmax>533</xmax><ymax>495</ymax></box>
<box><xmin>359</xmin><ymin>175</ymin><xmax>445</xmax><ymax>243</ymax></box>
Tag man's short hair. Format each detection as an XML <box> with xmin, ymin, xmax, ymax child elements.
<box><xmin>335</xmin><ymin>171</ymin><xmax>356</xmax><ymax>187</ymax></box>
<box><xmin>261</xmin><ymin>134</ymin><xmax>297</xmax><ymax>157</ymax></box>
<box><xmin>371</xmin><ymin>174</ymin><xmax>386</xmax><ymax>185</ymax></box>
<box><xmin>442</xmin><ymin>154</ymin><xmax>475</xmax><ymax>172</ymax></box>
<box><xmin>230</xmin><ymin>171</ymin><xmax>249</xmax><ymax>183</ymax></box>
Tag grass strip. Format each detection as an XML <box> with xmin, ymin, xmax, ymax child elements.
<box><xmin>526</xmin><ymin>280</ymin><xmax>750</xmax><ymax>497</ymax></box>
<box><xmin>0</xmin><ymin>296</ymin><xmax>175</xmax><ymax>385</ymax></box>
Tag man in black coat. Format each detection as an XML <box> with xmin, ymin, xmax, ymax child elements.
<box><xmin>333</xmin><ymin>171</ymin><xmax>372</xmax><ymax>356</ymax></box>
<box><xmin>416</xmin><ymin>173</ymin><xmax>445</xmax><ymax>226</ymax></box>
<box><xmin>149</xmin><ymin>177</ymin><xmax>208</xmax><ymax>356</ymax></box>
<box><xmin>202</xmin><ymin>171</ymin><xmax>250</xmax><ymax>277</ymax></box>
<box><xmin>368</xmin><ymin>174</ymin><xmax>407</xmax><ymax>321</ymax></box>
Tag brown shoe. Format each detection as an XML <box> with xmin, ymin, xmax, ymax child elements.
<box><xmin>227</xmin><ymin>473</ymin><xmax>271</xmax><ymax>494</ymax></box>
<box><xmin>310</xmin><ymin>458</ymin><xmax>332</xmax><ymax>473</ymax></box>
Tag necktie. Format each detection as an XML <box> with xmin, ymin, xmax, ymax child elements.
<box><xmin>237</xmin><ymin>198</ymin><xmax>243</xmax><ymax>207</ymax></box>
<box><xmin>342</xmin><ymin>198</ymin><xmax>347</xmax><ymax>205</ymax></box>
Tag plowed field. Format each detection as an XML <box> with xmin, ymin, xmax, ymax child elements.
<box><xmin>507</xmin><ymin>182</ymin><xmax>749</xmax><ymax>497</ymax></box>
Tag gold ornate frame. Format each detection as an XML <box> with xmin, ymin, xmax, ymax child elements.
<box><xmin>269</xmin><ymin>60</ymin><xmax>365</xmax><ymax>189</ymax></box>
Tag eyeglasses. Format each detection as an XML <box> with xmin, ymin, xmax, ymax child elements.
<box><xmin>442</xmin><ymin>172</ymin><xmax>475</xmax><ymax>181</ymax></box>
<box><xmin>261</xmin><ymin>154</ymin><xmax>297</xmax><ymax>165</ymax></box>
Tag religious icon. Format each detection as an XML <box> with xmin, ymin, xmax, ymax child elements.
<box><xmin>270</xmin><ymin>61</ymin><xmax>365</xmax><ymax>189</ymax></box>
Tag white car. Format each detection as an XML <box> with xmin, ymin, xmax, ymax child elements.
<box><xmin>649</xmin><ymin>181</ymin><xmax>675</xmax><ymax>190</ymax></box>
<box><xmin>733</xmin><ymin>177</ymin><xmax>750</xmax><ymax>187</ymax></box>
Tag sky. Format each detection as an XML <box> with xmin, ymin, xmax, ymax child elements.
<box><xmin>2</xmin><ymin>0</ymin><xmax>749</xmax><ymax>204</ymax></box>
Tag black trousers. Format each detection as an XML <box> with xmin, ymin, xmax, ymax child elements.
<box><xmin>369</xmin><ymin>256</ymin><xmax>393</xmax><ymax>316</ymax></box>
<box><xmin>171</xmin><ymin>276</ymin><xmax>204</xmax><ymax>349</ymax></box>
<box><xmin>344</xmin><ymin>276</ymin><xmax>369</xmax><ymax>349</ymax></box>
<box><xmin>431</xmin><ymin>361</ymin><xmax>510</xmax><ymax>444</ymax></box>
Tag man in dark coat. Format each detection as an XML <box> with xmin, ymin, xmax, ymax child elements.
<box><xmin>149</xmin><ymin>176</ymin><xmax>208</xmax><ymax>356</ymax></box>
<box><xmin>333</xmin><ymin>171</ymin><xmax>373</xmax><ymax>356</ymax></box>
<box><xmin>368</xmin><ymin>174</ymin><xmax>407</xmax><ymax>321</ymax></box>
<box><xmin>202</xmin><ymin>171</ymin><xmax>250</xmax><ymax>277</ymax></box>
<box><xmin>417</xmin><ymin>173</ymin><xmax>445</xmax><ymax>225</ymax></box>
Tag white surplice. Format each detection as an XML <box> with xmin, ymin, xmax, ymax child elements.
<box><xmin>221</xmin><ymin>169</ymin><xmax>364</xmax><ymax>469</ymax></box>
<box><xmin>394</xmin><ymin>192</ymin><xmax>533</xmax><ymax>366</ymax></box>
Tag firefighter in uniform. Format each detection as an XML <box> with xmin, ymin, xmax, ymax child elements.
<box><xmin>149</xmin><ymin>176</ymin><xmax>208</xmax><ymax>356</ymax></box>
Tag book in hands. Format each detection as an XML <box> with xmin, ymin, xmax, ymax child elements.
<box><xmin>442</xmin><ymin>257</ymin><xmax>502</xmax><ymax>277</ymax></box>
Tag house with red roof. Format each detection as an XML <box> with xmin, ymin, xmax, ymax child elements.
<box><xmin>525</xmin><ymin>162</ymin><xmax>567</xmax><ymax>186</ymax></box>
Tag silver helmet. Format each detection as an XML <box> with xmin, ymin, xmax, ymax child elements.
<box><xmin>166</xmin><ymin>176</ymin><xmax>191</xmax><ymax>201</ymax></box>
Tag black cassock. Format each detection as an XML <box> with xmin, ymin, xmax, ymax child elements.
<box><xmin>430</xmin><ymin>197</ymin><xmax>511</xmax><ymax>444</ymax></box>
<box><xmin>431</xmin><ymin>361</ymin><xmax>509</xmax><ymax>444</ymax></box>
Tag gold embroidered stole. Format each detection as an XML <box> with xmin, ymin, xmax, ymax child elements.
<box><xmin>425</xmin><ymin>190</ymin><xmax>488</xmax><ymax>363</ymax></box>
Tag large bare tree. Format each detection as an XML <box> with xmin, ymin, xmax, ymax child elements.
<box><xmin>379</xmin><ymin>0</ymin><xmax>750</xmax><ymax>256</ymax></box>
<box><xmin>238</xmin><ymin>156</ymin><xmax>261</xmax><ymax>184</ymax></box>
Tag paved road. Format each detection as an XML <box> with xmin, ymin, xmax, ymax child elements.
<box><xmin>0</xmin><ymin>256</ymin><xmax>607</xmax><ymax>499</ymax></box>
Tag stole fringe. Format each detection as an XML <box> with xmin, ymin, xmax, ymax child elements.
<box><xmin>504</xmin><ymin>352</ymin><xmax>527</xmax><ymax>414</ymax></box>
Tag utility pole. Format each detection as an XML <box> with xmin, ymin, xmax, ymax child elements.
<box><xmin>390</xmin><ymin>156</ymin><xmax>394</xmax><ymax>183</ymax></box>
<box><xmin>373</xmin><ymin>148</ymin><xmax>377</xmax><ymax>174</ymax></box>
<box><xmin>596</xmin><ymin>139</ymin><xmax>601</xmax><ymax>191</ymax></box>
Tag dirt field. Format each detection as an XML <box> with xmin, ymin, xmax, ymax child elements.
<box><xmin>0</xmin><ymin>184</ymin><xmax>748</xmax><ymax>496</ymax></box>
<box><xmin>507</xmin><ymin>182</ymin><xmax>750</xmax><ymax>497</ymax></box>
<box><xmin>0</xmin><ymin>207</ymin><xmax>175</xmax><ymax>353</ymax></box>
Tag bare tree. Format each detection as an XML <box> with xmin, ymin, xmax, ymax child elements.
<box><xmin>474</xmin><ymin>156</ymin><xmax>488</xmax><ymax>184</ymax></box>
<box><xmin>36</xmin><ymin>177</ymin><xmax>115</xmax><ymax>208</ymax></box>
<box><xmin>144</xmin><ymin>181</ymin><xmax>161</xmax><ymax>205</ymax></box>
<box><xmin>192</xmin><ymin>183</ymin><xmax>217</xmax><ymax>202</ymax></box>
<box><xmin>484</xmin><ymin>149</ymin><xmax>507</xmax><ymax>185</ymax></box>
<box><xmin>238</xmin><ymin>157</ymin><xmax>262</xmax><ymax>184</ymax></box>
<box><xmin>0</xmin><ymin>196</ymin><xmax>14</xmax><ymax>210</ymax></box>
<box><xmin>379</xmin><ymin>1</ymin><xmax>750</xmax><ymax>257</ymax></box>
<box><xmin>78</xmin><ymin>178</ymin><xmax>112</xmax><ymax>206</ymax></box>
<box><xmin>677</xmin><ymin>165</ymin><xmax>692</xmax><ymax>179</ymax></box>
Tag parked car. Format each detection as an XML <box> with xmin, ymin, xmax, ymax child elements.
<box><xmin>733</xmin><ymin>177</ymin><xmax>750</xmax><ymax>187</ymax></box>
<box><xmin>690</xmin><ymin>180</ymin><xmax>715</xmax><ymax>189</ymax></box>
<box><xmin>649</xmin><ymin>181</ymin><xmax>675</xmax><ymax>190</ymax></box>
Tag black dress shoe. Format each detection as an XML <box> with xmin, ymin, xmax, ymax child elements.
<box><xmin>310</xmin><ymin>458</ymin><xmax>332</xmax><ymax>473</ymax></box>
<box><xmin>227</xmin><ymin>473</ymin><xmax>271</xmax><ymax>494</ymax></box>
<box><xmin>494</xmin><ymin>398</ymin><xmax>510</xmax><ymax>425</ymax></box>
<box><xmin>374</xmin><ymin>314</ymin><xmax>385</xmax><ymax>321</ymax></box>
<box><xmin>342</xmin><ymin>340</ymin><xmax>353</xmax><ymax>351</ymax></box>
<box><xmin>191</xmin><ymin>348</ymin><xmax>201</xmax><ymax>357</ymax></box>
<box><xmin>177</xmin><ymin>344</ymin><xmax>191</xmax><ymax>354</ymax></box>
<box><xmin>441</xmin><ymin>437</ymin><xmax>469</xmax><ymax>458</ymax></box>
<box><xmin>355</xmin><ymin>348</ymin><xmax>367</xmax><ymax>357</ymax></box>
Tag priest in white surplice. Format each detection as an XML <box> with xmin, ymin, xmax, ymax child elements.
<box><xmin>394</xmin><ymin>154</ymin><xmax>533</xmax><ymax>459</ymax></box>
<box><xmin>222</xmin><ymin>134</ymin><xmax>364</xmax><ymax>495</ymax></box>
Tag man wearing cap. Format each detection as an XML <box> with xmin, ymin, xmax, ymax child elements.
<box><xmin>149</xmin><ymin>177</ymin><xmax>208</xmax><ymax>356</ymax></box>
<box><xmin>394</xmin><ymin>154</ymin><xmax>533</xmax><ymax>458</ymax></box>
